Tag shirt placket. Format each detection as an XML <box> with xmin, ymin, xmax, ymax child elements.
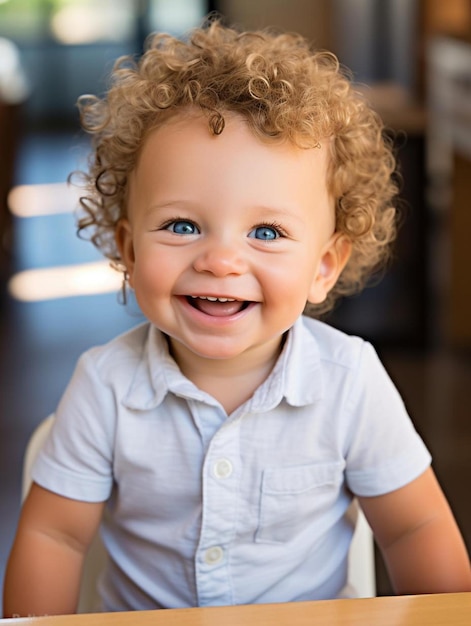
<box><xmin>195</xmin><ymin>416</ymin><xmax>242</xmax><ymax>606</ymax></box>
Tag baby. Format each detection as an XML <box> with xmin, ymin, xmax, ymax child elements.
<box><xmin>4</xmin><ymin>18</ymin><xmax>470</xmax><ymax>616</ymax></box>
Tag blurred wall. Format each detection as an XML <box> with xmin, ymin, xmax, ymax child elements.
<box><xmin>219</xmin><ymin>0</ymin><xmax>420</xmax><ymax>92</ymax></box>
<box><xmin>218</xmin><ymin>0</ymin><xmax>333</xmax><ymax>49</ymax></box>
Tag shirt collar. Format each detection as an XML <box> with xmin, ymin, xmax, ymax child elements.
<box><xmin>123</xmin><ymin>326</ymin><xmax>214</xmax><ymax>410</ymax></box>
<box><xmin>247</xmin><ymin>316</ymin><xmax>324</xmax><ymax>412</ymax></box>
<box><xmin>123</xmin><ymin>317</ymin><xmax>324</xmax><ymax>411</ymax></box>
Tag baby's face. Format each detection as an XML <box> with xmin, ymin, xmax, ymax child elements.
<box><xmin>117</xmin><ymin>111</ymin><xmax>349</xmax><ymax>369</ymax></box>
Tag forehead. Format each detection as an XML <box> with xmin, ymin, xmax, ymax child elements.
<box><xmin>128</xmin><ymin>110</ymin><xmax>333</xmax><ymax>224</ymax></box>
<box><xmin>136</xmin><ymin>110</ymin><xmax>330</xmax><ymax>179</ymax></box>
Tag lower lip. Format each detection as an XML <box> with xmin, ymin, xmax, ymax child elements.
<box><xmin>176</xmin><ymin>296</ymin><xmax>257</xmax><ymax>326</ymax></box>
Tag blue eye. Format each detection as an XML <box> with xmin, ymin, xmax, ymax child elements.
<box><xmin>248</xmin><ymin>225</ymin><xmax>280</xmax><ymax>240</ymax></box>
<box><xmin>166</xmin><ymin>220</ymin><xmax>199</xmax><ymax>235</ymax></box>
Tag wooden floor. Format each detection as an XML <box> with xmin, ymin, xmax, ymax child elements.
<box><xmin>0</xmin><ymin>130</ymin><xmax>470</xmax><ymax>612</ymax></box>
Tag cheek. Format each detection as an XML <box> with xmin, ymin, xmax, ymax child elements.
<box><xmin>261</xmin><ymin>259</ymin><xmax>316</xmax><ymax>304</ymax></box>
<box><xmin>131</xmin><ymin>248</ymin><xmax>182</xmax><ymax>295</ymax></box>
<box><xmin>128</xmin><ymin>254</ymin><xmax>156</xmax><ymax>293</ymax></box>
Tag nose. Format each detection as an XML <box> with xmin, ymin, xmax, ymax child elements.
<box><xmin>192</xmin><ymin>240</ymin><xmax>248</xmax><ymax>277</ymax></box>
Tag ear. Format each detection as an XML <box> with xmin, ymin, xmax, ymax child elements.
<box><xmin>115</xmin><ymin>219</ymin><xmax>135</xmax><ymax>287</ymax></box>
<box><xmin>307</xmin><ymin>233</ymin><xmax>352</xmax><ymax>304</ymax></box>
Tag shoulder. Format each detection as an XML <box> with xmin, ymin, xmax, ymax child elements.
<box><xmin>298</xmin><ymin>315</ymin><xmax>368</xmax><ymax>371</ymax></box>
<box><xmin>79</xmin><ymin>322</ymin><xmax>152</xmax><ymax>381</ymax></box>
<box><xmin>63</xmin><ymin>322</ymin><xmax>157</xmax><ymax>406</ymax></box>
<box><xmin>283</xmin><ymin>316</ymin><xmax>382</xmax><ymax>407</ymax></box>
<box><xmin>296</xmin><ymin>316</ymin><xmax>400</xmax><ymax>401</ymax></box>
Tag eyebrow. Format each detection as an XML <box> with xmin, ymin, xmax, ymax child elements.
<box><xmin>250</xmin><ymin>205</ymin><xmax>309</xmax><ymax>226</ymax></box>
<box><xmin>142</xmin><ymin>200</ymin><xmax>193</xmax><ymax>216</ymax></box>
<box><xmin>143</xmin><ymin>200</ymin><xmax>309</xmax><ymax>225</ymax></box>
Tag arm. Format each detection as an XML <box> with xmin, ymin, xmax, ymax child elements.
<box><xmin>358</xmin><ymin>467</ymin><xmax>471</xmax><ymax>594</ymax></box>
<box><xmin>3</xmin><ymin>483</ymin><xmax>105</xmax><ymax>618</ymax></box>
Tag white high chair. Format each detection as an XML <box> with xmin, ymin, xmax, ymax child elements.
<box><xmin>22</xmin><ymin>415</ymin><xmax>106</xmax><ymax>613</ymax></box>
<box><xmin>22</xmin><ymin>415</ymin><xmax>375</xmax><ymax>612</ymax></box>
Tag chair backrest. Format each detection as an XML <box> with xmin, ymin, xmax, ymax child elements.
<box><xmin>22</xmin><ymin>415</ymin><xmax>106</xmax><ymax>613</ymax></box>
<box><xmin>23</xmin><ymin>416</ymin><xmax>375</xmax><ymax>612</ymax></box>
<box><xmin>346</xmin><ymin>499</ymin><xmax>376</xmax><ymax>597</ymax></box>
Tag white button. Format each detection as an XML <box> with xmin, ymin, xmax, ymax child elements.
<box><xmin>214</xmin><ymin>458</ymin><xmax>233</xmax><ymax>479</ymax></box>
<box><xmin>204</xmin><ymin>546</ymin><xmax>224</xmax><ymax>565</ymax></box>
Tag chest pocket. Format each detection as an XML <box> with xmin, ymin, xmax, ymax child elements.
<box><xmin>256</xmin><ymin>461</ymin><xmax>344</xmax><ymax>544</ymax></box>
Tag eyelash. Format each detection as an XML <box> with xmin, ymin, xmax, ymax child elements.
<box><xmin>157</xmin><ymin>218</ymin><xmax>288</xmax><ymax>238</ymax></box>
<box><xmin>252</xmin><ymin>221</ymin><xmax>288</xmax><ymax>238</ymax></box>
<box><xmin>158</xmin><ymin>217</ymin><xmax>198</xmax><ymax>232</ymax></box>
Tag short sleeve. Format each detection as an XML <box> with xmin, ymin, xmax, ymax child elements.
<box><xmin>32</xmin><ymin>351</ymin><xmax>116</xmax><ymax>502</ymax></box>
<box><xmin>344</xmin><ymin>342</ymin><xmax>431</xmax><ymax>497</ymax></box>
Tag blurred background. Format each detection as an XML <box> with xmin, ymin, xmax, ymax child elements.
<box><xmin>1</xmin><ymin>0</ymin><xmax>470</xmax><ymax>606</ymax></box>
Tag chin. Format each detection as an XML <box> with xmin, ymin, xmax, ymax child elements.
<box><xmin>176</xmin><ymin>337</ymin><xmax>250</xmax><ymax>361</ymax></box>
<box><xmin>191</xmin><ymin>346</ymin><xmax>246</xmax><ymax>361</ymax></box>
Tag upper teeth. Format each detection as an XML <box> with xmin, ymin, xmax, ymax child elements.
<box><xmin>191</xmin><ymin>296</ymin><xmax>236</xmax><ymax>302</ymax></box>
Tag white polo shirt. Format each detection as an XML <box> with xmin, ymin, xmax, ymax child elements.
<box><xmin>33</xmin><ymin>316</ymin><xmax>431</xmax><ymax>610</ymax></box>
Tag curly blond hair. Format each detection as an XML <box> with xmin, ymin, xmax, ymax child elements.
<box><xmin>76</xmin><ymin>18</ymin><xmax>398</xmax><ymax>315</ymax></box>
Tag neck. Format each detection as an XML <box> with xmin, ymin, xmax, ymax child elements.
<box><xmin>168</xmin><ymin>336</ymin><xmax>285</xmax><ymax>415</ymax></box>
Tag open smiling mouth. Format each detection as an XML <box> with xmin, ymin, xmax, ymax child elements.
<box><xmin>186</xmin><ymin>295</ymin><xmax>251</xmax><ymax>317</ymax></box>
